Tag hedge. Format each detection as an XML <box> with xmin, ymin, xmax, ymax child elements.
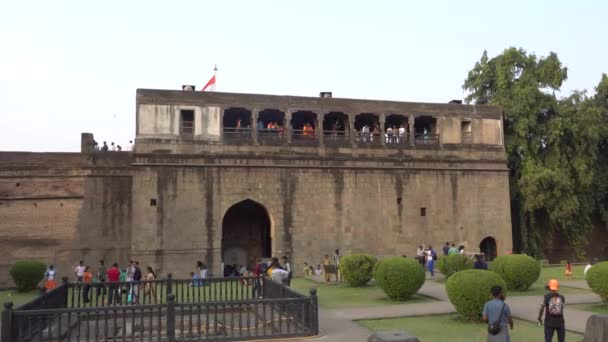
<box><xmin>339</xmin><ymin>254</ymin><xmax>377</xmax><ymax>287</ymax></box>
<box><xmin>9</xmin><ymin>260</ymin><xmax>46</xmax><ymax>292</ymax></box>
<box><xmin>446</xmin><ymin>269</ymin><xmax>507</xmax><ymax>321</ymax></box>
<box><xmin>437</xmin><ymin>254</ymin><xmax>473</xmax><ymax>279</ymax></box>
<box><xmin>488</xmin><ymin>254</ymin><xmax>540</xmax><ymax>290</ymax></box>
<box><xmin>374</xmin><ymin>257</ymin><xmax>425</xmax><ymax>301</ymax></box>
<box><xmin>586</xmin><ymin>261</ymin><xmax>608</xmax><ymax>302</ymax></box>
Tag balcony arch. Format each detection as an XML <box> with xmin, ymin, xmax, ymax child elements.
<box><xmin>385</xmin><ymin>114</ymin><xmax>410</xmax><ymax>145</ymax></box>
<box><xmin>354</xmin><ymin>113</ymin><xmax>380</xmax><ymax>145</ymax></box>
<box><xmin>223</xmin><ymin>108</ymin><xmax>252</xmax><ymax>144</ymax></box>
<box><xmin>257</xmin><ymin>109</ymin><xmax>286</xmax><ymax>145</ymax></box>
<box><xmin>291</xmin><ymin>110</ymin><xmax>318</xmax><ymax>145</ymax></box>
<box><xmin>322</xmin><ymin>112</ymin><xmax>350</xmax><ymax>146</ymax></box>
<box><xmin>414</xmin><ymin>115</ymin><xmax>439</xmax><ymax>146</ymax></box>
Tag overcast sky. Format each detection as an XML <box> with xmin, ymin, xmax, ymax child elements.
<box><xmin>1</xmin><ymin>0</ymin><xmax>606</xmax><ymax>152</ymax></box>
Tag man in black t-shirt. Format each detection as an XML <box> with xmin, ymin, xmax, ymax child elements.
<box><xmin>538</xmin><ymin>279</ymin><xmax>566</xmax><ymax>342</ymax></box>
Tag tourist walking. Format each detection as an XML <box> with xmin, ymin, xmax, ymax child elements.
<box><xmin>426</xmin><ymin>246</ymin><xmax>437</xmax><ymax>278</ymax></box>
<box><xmin>132</xmin><ymin>261</ymin><xmax>142</xmax><ymax>304</ymax></box>
<box><xmin>282</xmin><ymin>256</ymin><xmax>292</xmax><ymax>286</ymax></box>
<box><xmin>144</xmin><ymin>266</ymin><xmax>157</xmax><ymax>304</ymax></box>
<box><xmin>416</xmin><ymin>245</ymin><xmax>425</xmax><ymax>266</ymax></box>
<box><xmin>74</xmin><ymin>260</ymin><xmax>85</xmax><ymax>283</ymax></box>
<box><xmin>483</xmin><ymin>285</ymin><xmax>513</xmax><ymax>341</ymax></box>
<box><xmin>44</xmin><ymin>265</ymin><xmax>57</xmax><ymax>293</ymax></box>
<box><xmin>96</xmin><ymin>259</ymin><xmax>107</xmax><ymax>298</ymax></box>
<box><xmin>442</xmin><ymin>242</ymin><xmax>450</xmax><ymax>256</ymax></box>
<box><xmin>107</xmin><ymin>263</ymin><xmax>121</xmax><ymax>305</ymax></box>
<box><xmin>322</xmin><ymin>254</ymin><xmax>331</xmax><ymax>282</ymax></box>
<box><xmin>448</xmin><ymin>243</ymin><xmax>459</xmax><ymax>255</ymax></box>
<box><xmin>538</xmin><ymin>279</ymin><xmax>566</xmax><ymax>342</ymax></box>
<box><xmin>82</xmin><ymin>266</ymin><xmax>93</xmax><ymax>303</ymax></box>
<box><xmin>333</xmin><ymin>249</ymin><xmax>341</xmax><ymax>283</ymax></box>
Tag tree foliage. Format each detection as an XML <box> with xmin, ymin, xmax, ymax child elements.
<box><xmin>463</xmin><ymin>48</ymin><xmax>607</xmax><ymax>258</ymax></box>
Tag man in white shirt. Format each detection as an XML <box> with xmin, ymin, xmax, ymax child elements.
<box><xmin>271</xmin><ymin>268</ymin><xmax>289</xmax><ymax>285</ymax></box>
<box><xmin>75</xmin><ymin>261</ymin><xmax>85</xmax><ymax>283</ymax></box>
<box><xmin>584</xmin><ymin>261</ymin><xmax>593</xmax><ymax>275</ymax></box>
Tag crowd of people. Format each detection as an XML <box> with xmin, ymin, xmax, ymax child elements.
<box><xmin>91</xmin><ymin>140</ymin><xmax>133</xmax><ymax>152</ymax></box>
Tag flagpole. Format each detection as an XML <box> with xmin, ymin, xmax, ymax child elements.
<box><xmin>214</xmin><ymin>64</ymin><xmax>217</xmax><ymax>91</ymax></box>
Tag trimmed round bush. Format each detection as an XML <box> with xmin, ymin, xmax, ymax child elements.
<box><xmin>489</xmin><ymin>254</ymin><xmax>540</xmax><ymax>290</ymax></box>
<box><xmin>586</xmin><ymin>261</ymin><xmax>608</xmax><ymax>302</ymax></box>
<box><xmin>339</xmin><ymin>254</ymin><xmax>377</xmax><ymax>287</ymax></box>
<box><xmin>437</xmin><ymin>254</ymin><xmax>473</xmax><ymax>279</ymax></box>
<box><xmin>374</xmin><ymin>257</ymin><xmax>425</xmax><ymax>300</ymax></box>
<box><xmin>446</xmin><ymin>269</ymin><xmax>507</xmax><ymax>321</ymax></box>
<box><xmin>9</xmin><ymin>260</ymin><xmax>46</xmax><ymax>292</ymax></box>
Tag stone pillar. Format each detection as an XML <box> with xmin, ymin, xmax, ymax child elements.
<box><xmin>379</xmin><ymin>113</ymin><xmax>386</xmax><ymax>146</ymax></box>
<box><xmin>348</xmin><ymin>113</ymin><xmax>356</xmax><ymax>145</ymax></box>
<box><xmin>219</xmin><ymin>107</ymin><xmax>225</xmax><ymax>144</ymax></box>
<box><xmin>81</xmin><ymin>133</ymin><xmax>95</xmax><ymax>154</ymax></box>
<box><xmin>286</xmin><ymin>110</ymin><xmax>293</xmax><ymax>144</ymax></box>
<box><xmin>252</xmin><ymin>108</ymin><xmax>259</xmax><ymax>145</ymax></box>
<box><xmin>318</xmin><ymin>112</ymin><xmax>324</xmax><ymax>146</ymax></box>
<box><xmin>409</xmin><ymin>114</ymin><xmax>415</xmax><ymax>145</ymax></box>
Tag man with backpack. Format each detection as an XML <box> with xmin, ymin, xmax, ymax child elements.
<box><xmin>538</xmin><ymin>279</ymin><xmax>566</xmax><ymax>342</ymax></box>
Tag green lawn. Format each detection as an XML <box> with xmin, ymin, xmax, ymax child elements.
<box><xmin>358</xmin><ymin>314</ymin><xmax>583</xmax><ymax>342</ymax></box>
<box><xmin>570</xmin><ymin>303</ymin><xmax>608</xmax><ymax>314</ymax></box>
<box><xmin>0</xmin><ymin>289</ymin><xmax>40</xmax><ymax>307</ymax></box>
<box><xmin>538</xmin><ymin>265</ymin><xmax>587</xmax><ymax>284</ymax></box>
<box><xmin>291</xmin><ymin>278</ymin><xmax>434</xmax><ymax>309</ymax></box>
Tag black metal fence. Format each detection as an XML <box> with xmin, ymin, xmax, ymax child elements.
<box><xmin>2</xmin><ymin>276</ymin><xmax>318</xmax><ymax>342</ymax></box>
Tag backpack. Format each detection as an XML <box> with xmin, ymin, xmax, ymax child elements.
<box><xmin>547</xmin><ymin>294</ymin><xmax>564</xmax><ymax>316</ymax></box>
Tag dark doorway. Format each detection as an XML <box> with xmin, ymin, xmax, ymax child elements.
<box><xmin>223</xmin><ymin>108</ymin><xmax>252</xmax><ymax>128</ymax></box>
<box><xmin>479</xmin><ymin>237</ymin><xmax>497</xmax><ymax>261</ymax></box>
<box><xmin>222</xmin><ymin>200</ymin><xmax>271</xmax><ymax>270</ymax></box>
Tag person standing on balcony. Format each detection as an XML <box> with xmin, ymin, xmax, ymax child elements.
<box><xmin>236</xmin><ymin>119</ymin><xmax>242</xmax><ymax>129</ymax></box>
<box><xmin>399</xmin><ymin>125</ymin><xmax>406</xmax><ymax>143</ymax></box>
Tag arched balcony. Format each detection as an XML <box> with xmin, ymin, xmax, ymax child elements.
<box><xmin>414</xmin><ymin>116</ymin><xmax>439</xmax><ymax>145</ymax></box>
<box><xmin>354</xmin><ymin>113</ymin><xmax>381</xmax><ymax>146</ymax></box>
<box><xmin>257</xmin><ymin>109</ymin><xmax>286</xmax><ymax>145</ymax></box>
<box><xmin>291</xmin><ymin>111</ymin><xmax>318</xmax><ymax>145</ymax></box>
<box><xmin>322</xmin><ymin>112</ymin><xmax>350</xmax><ymax>147</ymax></box>
<box><xmin>385</xmin><ymin>114</ymin><xmax>410</xmax><ymax>146</ymax></box>
<box><xmin>223</xmin><ymin>108</ymin><xmax>252</xmax><ymax>144</ymax></box>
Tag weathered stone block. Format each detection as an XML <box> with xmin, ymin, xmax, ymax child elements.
<box><xmin>368</xmin><ymin>330</ymin><xmax>420</xmax><ymax>342</ymax></box>
<box><xmin>583</xmin><ymin>314</ymin><xmax>608</xmax><ymax>342</ymax></box>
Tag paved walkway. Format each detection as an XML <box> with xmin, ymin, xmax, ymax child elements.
<box><xmin>311</xmin><ymin>280</ymin><xmax>602</xmax><ymax>341</ymax></box>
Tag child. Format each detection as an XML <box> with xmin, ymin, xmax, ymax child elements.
<box><xmin>314</xmin><ymin>265</ymin><xmax>323</xmax><ymax>277</ymax></box>
<box><xmin>44</xmin><ymin>265</ymin><xmax>57</xmax><ymax>293</ymax></box>
<box><xmin>190</xmin><ymin>272</ymin><xmax>200</xmax><ymax>287</ymax></box>
<box><xmin>564</xmin><ymin>261</ymin><xmax>573</xmax><ymax>278</ymax></box>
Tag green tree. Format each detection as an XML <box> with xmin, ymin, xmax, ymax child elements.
<box><xmin>463</xmin><ymin>48</ymin><xmax>603</xmax><ymax>257</ymax></box>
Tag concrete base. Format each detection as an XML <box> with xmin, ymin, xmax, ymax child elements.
<box><xmin>368</xmin><ymin>330</ymin><xmax>420</xmax><ymax>342</ymax></box>
<box><xmin>583</xmin><ymin>314</ymin><xmax>608</xmax><ymax>342</ymax></box>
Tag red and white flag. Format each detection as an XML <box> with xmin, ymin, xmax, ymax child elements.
<box><xmin>202</xmin><ymin>65</ymin><xmax>217</xmax><ymax>91</ymax></box>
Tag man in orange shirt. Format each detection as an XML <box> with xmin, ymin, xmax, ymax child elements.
<box><xmin>83</xmin><ymin>266</ymin><xmax>93</xmax><ymax>303</ymax></box>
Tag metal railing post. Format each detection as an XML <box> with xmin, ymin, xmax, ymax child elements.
<box><xmin>1</xmin><ymin>302</ymin><xmax>14</xmax><ymax>342</ymax></box>
<box><xmin>166</xmin><ymin>273</ymin><xmax>173</xmax><ymax>298</ymax></box>
<box><xmin>62</xmin><ymin>277</ymin><xmax>69</xmax><ymax>308</ymax></box>
<box><xmin>166</xmin><ymin>294</ymin><xmax>176</xmax><ymax>342</ymax></box>
<box><xmin>309</xmin><ymin>288</ymin><xmax>318</xmax><ymax>335</ymax></box>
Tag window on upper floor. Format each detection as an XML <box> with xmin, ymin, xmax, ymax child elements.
<box><xmin>461</xmin><ymin>120</ymin><xmax>472</xmax><ymax>143</ymax></box>
<box><xmin>180</xmin><ymin>110</ymin><xmax>194</xmax><ymax>135</ymax></box>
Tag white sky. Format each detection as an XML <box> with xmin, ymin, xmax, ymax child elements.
<box><xmin>1</xmin><ymin>0</ymin><xmax>606</xmax><ymax>152</ymax></box>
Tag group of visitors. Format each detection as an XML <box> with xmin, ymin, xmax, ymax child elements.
<box><xmin>256</xmin><ymin>120</ymin><xmax>284</xmax><ymax>133</ymax></box>
<box><xmin>483</xmin><ymin>279</ymin><xmax>566</xmax><ymax>342</ymax></box>
<box><xmin>416</xmin><ymin>245</ymin><xmax>438</xmax><ymax>277</ymax></box>
<box><xmin>385</xmin><ymin>125</ymin><xmax>407</xmax><ymax>144</ymax></box>
<box><xmin>92</xmin><ymin>140</ymin><xmax>133</xmax><ymax>152</ymax></box>
<box><xmin>45</xmin><ymin>259</ymin><xmax>157</xmax><ymax>305</ymax></box>
<box><xmin>300</xmin><ymin>249</ymin><xmax>341</xmax><ymax>282</ymax></box>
